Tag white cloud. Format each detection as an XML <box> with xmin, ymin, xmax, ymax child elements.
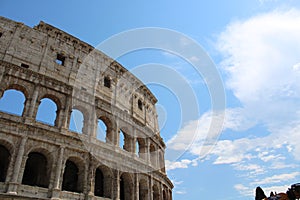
<box><xmin>234</xmin><ymin>184</ymin><xmax>254</xmax><ymax>197</ymax></box>
<box><xmin>165</xmin><ymin>159</ymin><xmax>197</xmax><ymax>170</ymax></box>
<box><xmin>218</xmin><ymin>9</ymin><xmax>300</xmax><ymax>128</ymax></box>
<box><xmin>167</xmin><ymin>9</ymin><xmax>300</xmax><ymax>198</ymax></box>
<box><xmin>253</xmin><ymin>172</ymin><xmax>300</xmax><ymax>185</ymax></box>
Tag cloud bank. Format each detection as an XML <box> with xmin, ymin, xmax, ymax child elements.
<box><xmin>167</xmin><ymin>8</ymin><xmax>300</xmax><ymax>197</ymax></box>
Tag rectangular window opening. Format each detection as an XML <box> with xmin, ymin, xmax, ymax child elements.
<box><xmin>138</xmin><ymin>99</ymin><xmax>143</xmax><ymax>111</ymax></box>
<box><xmin>104</xmin><ymin>77</ymin><xmax>111</xmax><ymax>88</ymax></box>
<box><xmin>0</xmin><ymin>33</ymin><xmax>3</xmax><ymax>38</ymax></box>
<box><xmin>20</xmin><ymin>63</ymin><xmax>29</xmax><ymax>69</ymax></box>
<box><xmin>56</xmin><ymin>54</ymin><xmax>65</xmax><ymax>66</ymax></box>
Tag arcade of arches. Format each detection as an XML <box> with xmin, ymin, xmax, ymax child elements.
<box><xmin>0</xmin><ymin>87</ymin><xmax>172</xmax><ymax>199</ymax></box>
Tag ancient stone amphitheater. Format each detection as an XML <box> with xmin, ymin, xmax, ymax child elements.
<box><xmin>0</xmin><ymin>16</ymin><xmax>173</xmax><ymax>200</ymax></box>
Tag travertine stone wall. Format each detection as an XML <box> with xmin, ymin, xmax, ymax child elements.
<box><xmin>0</xmin><ymin>16</ymin><xmax>173</xmax><ymax>200</ymax></box>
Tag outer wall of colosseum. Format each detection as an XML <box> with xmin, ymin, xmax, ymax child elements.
<box><xmin>0</xmin><ymin>16</ymin><xmax>173</xmax><ymax>200</ymax></box>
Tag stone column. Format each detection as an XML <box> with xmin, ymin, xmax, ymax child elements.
<box><xmin>169</xmin><ymin>189</ymin><xmax>172</xmax><ymax>200</ymax></box>
<box><xmin>149</xmin><ymin>176</ymin><xmax>153</xmax><ymax>200</ymax></box>
<box><xmin>87</xmin><ymin>109</ymin><xmax>97</xmax><ymax>138</ymax></box>
<box><xmin>25</xmin><ymin>84</ymin><xmax>39</xmax><ymax>119</ymax></box>
<box><xmin>60</xmin><ymin>95</ymin><xmax>72</xmax><ymax>130</ymax></box>
<box><xmin>82</xmin><ymin>157</ymin><xmax>89</xmax><ymax>195</ymax></box>
<box><xmin>135</xmin><ymin>174</ymin><xmax>139</xmax><ymax>200</ymax></box>
<box><xmin>159</xmin><ymin>182</ymin><xmax>163</xmax><ymax>200</ymax></box>
<box><xmin>7</xmin><ymin>136</ymin><xmax>27</xmax><ymax>194</ymax></box>
<box><xmin>146</xmin><ymin>139</ymin><xmax>151</xmax><ymax>165</ymax></box>
<box><xmin>0</xmin><ymin>65</ymin><xmax>5</xmax><ymax>86</ymax></box>
<box><xmin>87</xmin><ymin>163</ymin><xmax>95</xmax><ymax>199</ymax></box>
<box><xmin>112</xmin><ymin>170</ymin><xmax>120</xmax><ymax>200</ymax></box>
<box><xmin>51</xmin><ymin>146</ymin><xmax>64</xmax><ymax>200</ymax></box>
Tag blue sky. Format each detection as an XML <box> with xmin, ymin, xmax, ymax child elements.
<box><xmin>1</xmin><ymin>0</ymin><xmax>300</xmax><ymax>199</ymax></box>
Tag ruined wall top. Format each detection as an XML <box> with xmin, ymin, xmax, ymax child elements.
<box><xmin>0</xmin><ymin>16</ymin><xmax>160</xmax><ymax>134</ymax></box>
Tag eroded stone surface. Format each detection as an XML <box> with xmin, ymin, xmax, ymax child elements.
<box><xmin>0</xmin><ymin>16</ymin><xmax>173</xmax><ymax>200</ymax></box>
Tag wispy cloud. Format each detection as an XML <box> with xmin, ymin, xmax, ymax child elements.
<box><xmin>253</xmin><ymin>172</ymin><xmax>300</xmax><ymax>185</ymax></box>
<box><xmin>167</xmin><ymin>8</ymin><xmax>300</xmax><ymax>197</ymax></box>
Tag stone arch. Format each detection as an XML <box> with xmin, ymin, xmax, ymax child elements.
<box><xmin>119</xmin><ymin>126</ymin><xmax>134</xmax><ymax>152</ymax></box>
<box><xmin>39</xmin><ymin>93</ymin><xmax>62</xmax><ymax>112</ymax></box>
<box><xmin>36</xmin><ymin>96</ymin><xmax>59</xmax><ymax>126</ymax></box>
<box><xmin>139</xmin><ymin>178</ymin><xmax>149</xmax><ymax>200</ymax></box>
<box><xmin>22</xmin><ymin>151</ymin><xmax>50</xmax><ymax>188</ymax></box>
<box><xmin>168</xmin><ymin>189</ymin><xmax>172</xmax><ymax>200</ymax></box>
<box><xmin>94</xmin><ymin>165</ymin><xmax>113</xmax><ymax>198</ymax></box>
<box><xmin>152</xmin><ymin>184</ymin><xmax>159</xmax><ymax>200</ymax></box>
<box><xmin>0</xmin><ymin>139</ymin><xmax>14</xmax><ymax>156</ymax></box>
<box><xmin>163</xmin><ymin>189</ymin><xmax>167</xmax><ymax>200</ymax></box>
<box><xmin>62</xmin><ymin>156</ymin><xmax>85</xmax><ymax>193</ymax></box>
<box><xmin>0</xmin><ymin>144</ymin><xmax>11</xmax><ymax>182</ymax></box>
<box><xmin>24</xmin><ymin>146</ymin><xmax>54</xmax><ymax>177</ymax></box>
<box><xmin>137</xmin><ymin>138</ymin><xmax>147</xmax><ymax>160</ymax></box>
<box><xmin>3</xmin><ymin>84</ymin><xmax>29</xmax><ymax>98</ymax></box>
<box><xmin>0</xmin><ymin>87</ymin><xmax>27</xmax><ymax>116</ymax></box>
<box><xmin>69</xmin><ymin>108</ymin><xmax>85</xmax><ymax>134</ymax></box>
<box><xmin>97</xmin><ymin>115</ymin><xmax>115</xmax><ymax>144</ymax></box>
<box><xmin>120</xmin><ymin>172</ymin><xmax>134</xmax><ymax>200</ymax></box>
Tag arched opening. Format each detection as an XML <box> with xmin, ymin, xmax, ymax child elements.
<box><xmin>0</xmin><ymin>89</ymin><xmax>26</xmax><ymax>116</ymax></box>
<box><xmin>119</xmin><ymin>130</ymin><xmax>125</xmax><ymax>149</ymax></box>
<box><xmin>36</xmin><ymin>98</ymin><xmax>57</xmax><ymax>126</ymax></box>
<box><xmin>95</xmin><ymin>165</ymin><xmax>112</xmax><ymax>198</ymax></box>
<box><xmin>94</xmin><ymin>168</ymin><xmax>104</xmax><ymax>197</ymax></box>
<box><xmin>139</xmin><ymin>179</ymin><xmax>148</xmax><ymax>200</ymax></box>
<box><xmin>62</xmin><ymin>160</ymin><xmax>82</xmax><ymax>193</ymax></box>
<box><xmin>163</xmin><ymin>190</ymin><xmax>167</xmax><ymax>200</ymax></box>
<box><xmin>120</xmin><ymin>173</ymin><xmax>133</xmax><ymax>200</ymax></box>
<box><xmin>137</xmin><ymin>138</ymin><xmax>146</xmax><ymax>160</ymax></box>
<box><xmin>97</xmin><ymin>119</ymin><xmax>107</xmax><ymax>142</ymax></box>
<box><xmin>0</xmin><ymin>145</ymin><xmax>10</xmax><ymax>182</ymax></box>
<box><xmin>159</xmin><ymin>151</ymin><xmax>165</xmax><ymax>172</ymax></box>
<box><xmin>135</xmin><ymin>140</ymin><xmax>139</xmax><ymax>157</ymax></box>
<box><xmin>150</xmin><ymin>144</ymin><xmax>156</xmax><ymax>167</ymax></box>
<box><xmin>69</xmin><ymin>109</ymin><xmax>84</xmax><ymax>133</ymax></box>
<box><xmin>152</xmin><ymin>184</ymin><xmax>159</xmax><ymax>200</ymax></box>
<box><xmin>22</xmin><ymin>152</ymin><xmax>49</xmax><ymax>188</ymax></box>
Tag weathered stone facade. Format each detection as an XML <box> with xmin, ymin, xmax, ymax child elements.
<box><xmin>0</xmin><ymin>16</ymin><xmax>173</xmax><ymax>200</ymax></box>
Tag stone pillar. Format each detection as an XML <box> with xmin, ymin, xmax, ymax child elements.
<box><xmin>113</xmin><ymin>126</ymin><xmax>119</xmax><ymax>146</ymax></box>
<box><xmin>112</xmin><ymin>170</ymin><xmax>120</xmax><ymax>200</ymax></box>
<box><xmin>0</xmin><ymin>65</ymin><xmax>5</xmax><ymax>86</ymax></box>
<box><xmin>51</xmin><ymin>146</ymin><xmax>64</xmax><ymax>200</ymax></box>
<box><xmin>135</xmin><ymin>174</ymin><xmax>139</xmax><ymax>200</ymax></box>
<box><xmin>87</xmin><ymin>110</ymin><xmax>97</xmax><ymax>138</ymax></box>
<box><xmin>140</xmin><ymin>141</ymin><xmax>148</xmax><ymax>163</ymax></box>
<box><xmin>82</xmin><ymin>157</ymin><xmax>89</xmax><ymax>195</ymax></box>
<box><xmin>87</xmin><ymin>158</ymin><xmax>95</xmax><ymax>198</ymax></box>
<box><xmin>60</xmin><ymin>95</ymin><xmax>72</xmax><ymax>130</ymax></box>
<box><xmin>159</xmin><ymin>182</ymin><xmax>163</xmax><ymax>200</ymax></box>
<box><xmin>7</xmin><ymin>137</ymin><xmax>27</xmax><ymax>194</ymax></box>
<box><xmin>146</xmin><ymin>139</ymin><xmax>151</xmax><ymax>165</ymax></box>
<box><xmin>26</xmin><ymin>84</ymin><xmax>39</xmax><ymax>119</ymax></box>
<box><xmin>149</xmin><ymin>176</ymin><xmax>153</xmax><ymax>200</ymax></box>
<box><xmin>169</xmin><ymin>189</ymin><xmax>172</xmax><ymax>200</ymax></box>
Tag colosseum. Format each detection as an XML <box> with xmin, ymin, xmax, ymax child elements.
<box><xmin>0</xmin><ymin>16</ymin><xmax>173</xmax><ymax>200</ymax></box>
